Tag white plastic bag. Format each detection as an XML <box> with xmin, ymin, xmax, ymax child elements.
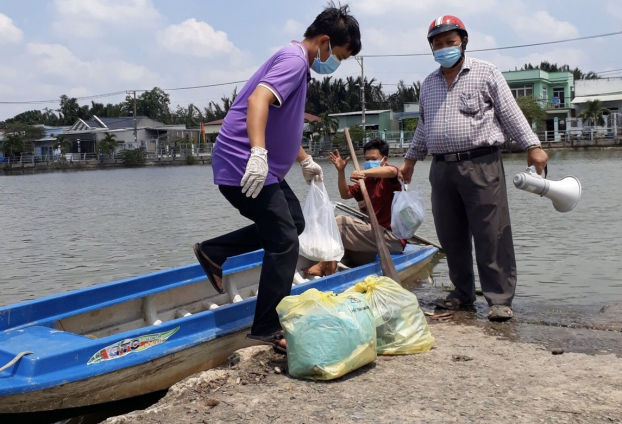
<box><xmin>390</xmin><ymin>182</ymin><xmax>425</xmax><ymax>239</ymax></box>
<box><xmin>298</xmin><ymin>181</ymin><xmax>344</xmax><ymax>261</ymax></box>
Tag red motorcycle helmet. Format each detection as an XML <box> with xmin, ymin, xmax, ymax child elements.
<box><xmin>427</xmin><ymin>15</ymin><xmax>468</xmax><ymax>44</ymax></box>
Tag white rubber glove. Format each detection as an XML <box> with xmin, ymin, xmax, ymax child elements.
<box><xmin>240</xmin><ymin>147</ymin><xmax>268</xmax><ymax>198</ymax></box>
<box><xmin>300</xmin><ymin>155</ymin><xmax>323</xmax><ymax>184</ymax></box>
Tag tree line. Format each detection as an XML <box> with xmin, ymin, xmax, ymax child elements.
<box><xmin>1</xmin><ymin>77</ymin><xmax>422</xmax><ymax>129</ymax></box>
<box><xmin>0</xmin><ymin>61</ymin><xmax>601</xmax><ymax>132</ymax></box>
<box><xmin>520</xmin><ymin>61</ymin><xmax>600</xmax><ymax>80</ymax></box>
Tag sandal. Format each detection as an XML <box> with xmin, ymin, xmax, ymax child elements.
<box><xmin>488</xmin><ymin>305</ymin><xmax>513</xmax><ymax>322</ymax></box>
<box><xmin>246</xmin><ymin>331</ymin><xmax>287</xmax><ymax>354</ymax></box>
<box><xmin>435</xmin><ymin>293</ymin><xmax>474</xmax><ymax>310</ymax></box>
<box><xmin>193</xmin><ymin>243</ymin><xmax>224</xmax><ymax>294</ymax></box>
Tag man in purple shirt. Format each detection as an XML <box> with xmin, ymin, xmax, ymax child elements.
<box><xmin>399</xmin><ymin>16</ymin><xmax>548</xmax><ymax>322</ymax></box>
<box><xmin>194</xmin><ymin>4</ymin><xmax>361</xmax><ymax>352</ymax></box>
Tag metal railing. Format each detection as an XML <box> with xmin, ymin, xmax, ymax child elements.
<box><xmin>366</xmin><ymin>130</ymin><xmax>415</xmax><ymax>148</ymax></box>
<box><xmin>536</xmin><ymin>127</ymin><xmax>621</xmax><ymax>142</ymax></box>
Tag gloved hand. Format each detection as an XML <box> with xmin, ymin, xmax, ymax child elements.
<box><xmin>300</xmin><ymin>155</ymin><xmax>323</xmax><ymax>184</ymax></box>
<box><xmin>241</xmin><ymin>147</ymin><xmax>268</xmax><ymax>198</ymax></box>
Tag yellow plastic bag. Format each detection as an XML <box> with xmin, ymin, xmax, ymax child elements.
<box><xmin>345</xmin><ymin>275</ymin><xmax>434</xmax><ymax>355</ymax></box>
<box><xmin>276</xmin><ymin>288</ymin><xmax>377</xmax><ymax>380</ymax></box>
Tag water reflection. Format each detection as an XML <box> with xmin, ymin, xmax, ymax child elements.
<box><xmin>1</xmin><ymin>150</ymin><xmax>621</xmax><ymax>308</ymax></box>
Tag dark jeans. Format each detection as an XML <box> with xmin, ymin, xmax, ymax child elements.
<box><xmin>199</xmin><ymin>180</ymin><xmax>305</xmax><ymax>336</ymax></box>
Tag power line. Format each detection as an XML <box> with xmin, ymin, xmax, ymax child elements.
<box><xmin>0</xmin><ymin>91</ymin><xmax>127</xmax><ymax>105</ymax></box>
<box><xmin>596</xmin><ymin>68</ymin><xmax>622</xmax><ymax>75</ymax></box>
<box><xmin>0</xmin><ymin>81</ymin><xmax>248</xmax><ymax>106</ymax></box>
<box><xmin>159</xmin><ymin>80</ymin><xmax>247</xmax><ymax>92</ymax></box>
<box><xmin>360</xmin><ymin>30</ymin><xmax>622</xmax><ymax>58</ymax></box>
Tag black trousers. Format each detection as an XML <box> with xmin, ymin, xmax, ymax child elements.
<box><xmin>199</xmin><ymin>180</ymin><xmax>304</xmax><ymax>336</ymax></box>
<box><xmin>429</xmin><ymin>149</ymin><xmax>517</xmax><ymax>306</ymax></box>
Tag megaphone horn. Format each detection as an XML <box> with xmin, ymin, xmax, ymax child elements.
<box><xmin>513</xmin><ymin>166</ymin><xmax>581</xmax><ymax>213</ymax></box>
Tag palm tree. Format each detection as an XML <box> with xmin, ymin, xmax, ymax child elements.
<box><xmin>580</xmin><ymin>100</ymin><xmax>609</xmax><ymax>126</ymax></box>
<box><xmin>317</xmin><ymin>112</ymin><xmax>339</xmax><ymax>136</ymax></box>
<box><xmin>2</xmin><ymin>133</ymin><xmax>25</xmax><ymax>161</ymax></box>
<box><xmin>53</xmin><ymin>134</ymin><xmax>73</xmax><ymax>154</ymax></box>
<box><xmin>98</xmin><ymin>132</ymin><xmax>118</xmax><ymax>158</ymax></box>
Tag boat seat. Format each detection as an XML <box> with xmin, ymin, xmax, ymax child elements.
<box><xmin>0</xmin><ymin>326</ymin><xmax>93</xmax><ymax>356</ymax></box>
<box><xmin>0</xmin><ymin>325</ymin><xmax>94</xmax><ymax>377</ymax></box>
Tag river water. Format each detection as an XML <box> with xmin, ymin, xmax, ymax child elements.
<box><xmin>1</xmin><ymin>150</ymin><xmax>621</xmax><ymax>310</ymax></box>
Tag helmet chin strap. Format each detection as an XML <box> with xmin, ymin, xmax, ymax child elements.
<box><xmin>447</xmin><ymin>51</ymin><xmax>465</xmax><ymax>69</ymax></box>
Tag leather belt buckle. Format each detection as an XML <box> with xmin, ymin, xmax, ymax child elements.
<box><xmin>444</xmin><ymin>153</ymin><xmax>458</xmax><ymax>162</ymax></box>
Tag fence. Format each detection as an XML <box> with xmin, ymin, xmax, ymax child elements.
<box><xmin>366</xmin><ymin>130</ymin><xmax>415</xmax><ymax>148</ymax></box>
<box><xmin>1</xmin><ymin>153</ymin><xmax>100</xmax><ymax>165</ymax></box>
<box><xmin>537</xmin><ymin>127</ymin><xmax>622</xmax><ymax>143</ymax></box>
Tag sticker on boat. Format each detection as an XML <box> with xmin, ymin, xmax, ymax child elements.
<box><xmin>87</xmin><ymin>327</ymin><xmax>180</xmax><ymax>365</ymax></box>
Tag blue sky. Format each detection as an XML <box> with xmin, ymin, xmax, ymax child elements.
<box><xmin>1</xmin><ymin>0</ymin><xmax>621</xmax><ymax>121</ymax></box>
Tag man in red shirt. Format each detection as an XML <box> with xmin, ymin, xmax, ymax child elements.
<box><xmin>303</xmin><ymin>138</ymin><xmax>404</xmax><ymax>276</ymax></box>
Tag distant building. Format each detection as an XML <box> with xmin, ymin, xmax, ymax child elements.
<box><xmin>573</xmin><ymin>78</ymin><xmax>622</xmax><ymax>115</ymax></box>
<box><xmin>329</xmin><ymin>110</ymin><xmax>395</xmax><ymax>132</ymax></box>
<box><xmin>32</xmin><ymin>125</ymin><xmax>71</xmax><ymax>159</ymax></box>
<box><xmin>502</xmin><ymin>69</ymin><xmax>574</xmax><ymax>141</ymax></box>
<box><xmin>66</xmin><ymin>116</ymin><xmax>168</xmax><ymax>154</ymax></box>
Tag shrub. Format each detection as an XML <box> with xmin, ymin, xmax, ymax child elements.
<box><xmin>118</xmin><ymin>148</ymin><xmax>146</xmax><ymax>166</ymax></box>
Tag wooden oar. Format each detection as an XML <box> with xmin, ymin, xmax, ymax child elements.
<box><xmin>333</xmin><ymin>202</ymin><xmax>444</xmax><ymax>253</ymax></box>
<box><xmin>344</xmin><ymin>128</ymin><xmax>400</xmax><ymax>282</ymax></box>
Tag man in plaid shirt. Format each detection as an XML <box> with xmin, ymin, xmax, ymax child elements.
<box><xmin>399</xmin><ymin>15</ymin><xmax>548</xmax><ymax>321</ymax></box>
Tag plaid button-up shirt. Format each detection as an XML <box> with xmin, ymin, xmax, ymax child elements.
<box><xmin>405</xmin><ymin>57</ymin><xmax>540</xmax><ymax>161</ymax></box>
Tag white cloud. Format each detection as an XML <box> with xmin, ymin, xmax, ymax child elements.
<box><xmin>356</xmin><ymin>0</ymin><xmax>497</xmax><ymax>16</ymax></box>
<box><xmin>481</xmin><ymin>48</ymin><xmax>585</xmax><ymax>74</ymax></box>
<box><xmin>27</xmin><ymin>42</ymin><xmax>159</xmax><ymax>85</ymax></box>
<box><xmin>52</xmin><ymin>0</ymin><xmax>160</xmax><ymax>37</ymax></box>
<box><xmin>157</xmin><ymin>19</ymin><xmax>238</xmax><ymax>58</ymax></box>
<box><xmin>284</xmin><ymin>19</ymin><xmax>304</xmax><ymax>36</ymax></box>
<box><xmin>467</xmin><ymin>30</ymin><xmax>498</xmax><ymax>51</ymax></box>
<box><xmin>509</xmin><ymin>10</ymin><xmax>579</xmax><ymax>40</ymax></box>
<box><xmin>605</xmin><ymin>1</ymin><xmax>622</xmax><ymax>21</ymax></box>
<box><xmin>0</xmin><ymin>13</ymin><xmax>23</xmax><ymax>44</ymax></box>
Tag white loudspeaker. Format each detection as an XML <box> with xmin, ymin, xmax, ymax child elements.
<box><xmin>513</xmin><ymin>166</ymin><xmax>581</xmax><ymax>213</ymax></box>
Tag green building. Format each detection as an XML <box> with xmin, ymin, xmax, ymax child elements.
<box><xmin>502</xmin><ymin>69</ymin><xmax>574</xmax><ymax>141</ymax></box>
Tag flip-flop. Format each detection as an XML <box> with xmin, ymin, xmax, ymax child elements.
<box><xmin>193</xmin><ymin>243</ymin><xmax>224</xmax><ymax>294</ymax></box>
<box><xmin>246</xmin><ymin>332</ymin><xmax>287</xmax><ymax>354</ymax></box>
<box><xmin>435</xmin><ymin>294</ymin><xmax>474</xmax><ymax>311</ymax></box>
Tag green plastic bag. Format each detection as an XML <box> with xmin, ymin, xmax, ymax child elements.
<box><xmin>345</xmin><ymin>275</ymin><xmax>434</xmax><ymax>355</ymax></box>
<box><xmin>276</xmin><ymin>288</ymin><xmax>377</xmax><ymax>380</ymax></box>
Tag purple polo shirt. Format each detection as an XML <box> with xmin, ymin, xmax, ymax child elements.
<box><xmin>212</xmin><ymin>42</ymin><xmax>309</xmax><ymax>186</ymax></box>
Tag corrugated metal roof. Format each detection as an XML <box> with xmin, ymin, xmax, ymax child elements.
<box><xmin>572</xmin><ymin>94</ymin><xmax>622</xmax><ymax>104</ymax></box>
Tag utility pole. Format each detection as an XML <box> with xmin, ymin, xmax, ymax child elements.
<box><xmin>132</xmin><ymin>91</ymin><xmax>138</xmax><ymax>147</ymax></box>
<box><xmin>355</xmin><ymin>56</ymin><xmax>366</xmax><ymax>145</ymax></box>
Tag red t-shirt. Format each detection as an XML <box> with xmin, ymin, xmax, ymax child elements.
<box><xmin>348</xmin><ymin>165</ymin><xmax>402</xmax><ymax>230</ymax></box>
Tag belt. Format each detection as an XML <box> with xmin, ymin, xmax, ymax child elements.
<box><xmin>434</xmin><ymin>146</ymin><xmax>499</xmax><ymax>162</ymax></box>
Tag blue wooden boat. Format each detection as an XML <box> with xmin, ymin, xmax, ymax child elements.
<box><xmin>0</xmin><ymin>245</ymin><xmax>437</xmax><ymax>414</ymax></box>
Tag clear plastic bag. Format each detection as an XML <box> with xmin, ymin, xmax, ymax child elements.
<box><xmin>298</xmin><ymin>181</ymin><xmax>344</xmax><ymax>261</ymax></box>
<box><xmin>345</xmin><ymin>275</ymin><xmax>434</xmax><ymax>355</ymax></box>
<box><xmin>276</xmin><ymin>288</ymin><xmax>377</xmax><ymax>380</ymax></box>
<box><xmin>390</xmin><ymin>182</ymin><xmax>425</xmax><ymax>239</ymax></box>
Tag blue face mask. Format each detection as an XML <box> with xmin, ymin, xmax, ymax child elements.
<box><xmin>433</xmin><ymin>44</ymin><xmax>462</xmax><ymax>68</ymax></box>
<box><xmin>363</xmin><ymin>160</ymin><xmax>382</xmax><ymax>170</ymax></box>
<box><xmin>311</xmin><ymin>41</ymin><xmax>341</xmax><ymax>74</ymax></box>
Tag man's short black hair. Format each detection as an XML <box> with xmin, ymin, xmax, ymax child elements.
<box><xmin>304</xmin><ymin>2</ymin><xmax>362</xmax><ymax>56</ymax></box>
<box><xmin>363</xmin><ymin>138</ymin><xmax>389</xmax><ymax>157</ymax></box>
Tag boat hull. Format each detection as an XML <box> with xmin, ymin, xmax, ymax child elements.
<box><xmin>0</xmin><ymin>245</ymin><xmax>437</xmax><ymax>413</ymax></box>
<box><xmin>1</xmin><ymin>331</ymin><xmax>252</xmax><ymax>414</ymax></box>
